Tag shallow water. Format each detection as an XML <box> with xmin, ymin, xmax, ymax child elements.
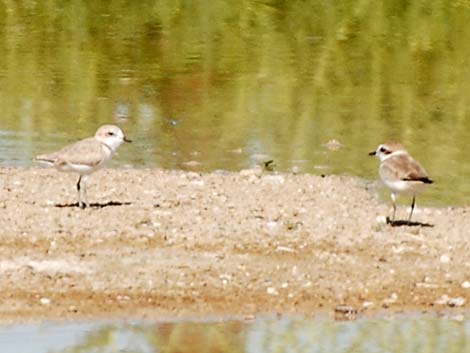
<box><xmin>0</xmin><ymin>317</ymin><xmax>468</xmax><ymax>353</ymax></box>
<box><xmin>1</xmin><ymin>1</ymin><xmax>470</xmax><ymax>205</ymax></box>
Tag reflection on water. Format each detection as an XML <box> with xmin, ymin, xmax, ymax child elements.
<box><xmin>0</xmin><ymin>1</ymin><xmax>470</xmax><ymax>204</ymax></box>
<box><xmin>0</xmin><ymin>317</ymin><xmax>468</xmax><ymax>353</ymax></box>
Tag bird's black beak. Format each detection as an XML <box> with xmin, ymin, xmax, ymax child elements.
<box><xmin>124</xmin><ymin>136</ymin><xmax>132</xmax><ymax>143</ymax></box>
<box><xmin>368</xmin><ymin>151</ymin><xmax>376</xmax><ymax>156</ymax></box>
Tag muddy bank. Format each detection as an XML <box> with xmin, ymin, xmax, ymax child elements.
<box><xmin>0</xmin><ymin>167</ymin><xmax>468</xmax><ymax>323</ymax></box>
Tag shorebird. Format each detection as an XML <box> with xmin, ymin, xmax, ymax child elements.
<box><xmin>35</xmin><ymin>125</ymin><xmax>131</xmax><ymax>208</ymax></box>
<box><xmin>369</xmin><ymin>142</ymin><xmax>433</xmax><ymax>222</ymax></box>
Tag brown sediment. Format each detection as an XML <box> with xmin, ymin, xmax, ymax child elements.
<box><xmin>0</xmin><ymin>167</ymin><xmax>468</xmax><ymax>324</ymax></box>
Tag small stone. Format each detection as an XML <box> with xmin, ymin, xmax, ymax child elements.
<box><xmin>335</xmin><ymin>305</ymin><xmax>357</xmax><ymax>314</ymax></box>
<box><xmin>266</xmin><ymin>221</ymin><xmax>281</xmax><ymax>235</ymax></box>
<box><xmin>440</xmin><ymin>254</ymin><xmax>450</xmax><ymax>264</ymax></box>
<box><xmin>334</xmin><ymin>305</ymin><xmax>358</xmax><ymax>320</ymax></box>
<box><xmin>448</xmin><ymin>297</ymin><xmax>465</xmax><ymax>307</ymax></box>
<box><xmin>219</xmin><ymin>274</ymin><xmax>232</xmax><ymax>281</ymax></box>
<box><xmin>40</xmin><ymin>298</ymin><xmax>51</xmax><ymax>305</ymax></box>
<box><xmin>190</xmin><ymin>180</ymin><xmax>205</xmax><ymax>187</ymax></box>
<box><xmin>275</xmin><ymin>246</ymin><xmax>295</xmax><ymax>253</ymax></box>
<box><xmin>267</xmin><ymin>287</ymin><xmax>278</xmax><ymax>295</ymax></box>
<box><xmin>415</xmin><ymin>282</ymin><xmax>439</xmax><ymax>289</ymax></box>
<box><xmin>383</xmin><ymin>292</ymin><xmax>398</xmax><ymax>304</ymax></box>
<box><xmin>461</xmin><ymin>281</ymin><xmax>470</xmax><ymax>289</ymax></box>
<box><xmin>434</xmin><ymin>294</ymin><xmax>450</xmax><ymax>305</ymax></box>
<box><xmin>266</xmin><ymin>221</ymin><xmax>278</xmax><ymax>229</ymax></box>
<box><xmin>392</xmin><ymin>246</ymin><xmax>405</xmax><ymax>254</ymax></box>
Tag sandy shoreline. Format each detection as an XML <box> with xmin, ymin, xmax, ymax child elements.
<box><xmin>0</xmin><ymin>166</ymin><xmax>468</xmax><ymax>323</ymax></box>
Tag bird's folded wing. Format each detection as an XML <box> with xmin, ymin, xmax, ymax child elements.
<box><xmin>380</xmin><ymin>154</ymin><xmax>430</xmax><ymax>182</ymax></box>
<box><xmin>45</xmin><ymin>138</ymin><xmax>105</xmax><ymax>167</ymax></box>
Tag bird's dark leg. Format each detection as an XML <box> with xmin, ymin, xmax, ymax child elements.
<box><xmin>408</xmin><ymin>195</ymin><xmax>416</xmax><ymax>222</ymax></box>
<box><xmin>77</xmin><ymin>175</ymin><xmax>85</xmax><ymax>209</ymax></box>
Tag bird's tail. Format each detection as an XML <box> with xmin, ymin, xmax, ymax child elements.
<box><xmin>421</xmin><ymin>177</ymin><xmax>434</xmax><ymax>184</ymax></box>
<box><xmin>34</xmin><ymin>154</ymin><xmax>56</xmax><ymax>166</ymax></box>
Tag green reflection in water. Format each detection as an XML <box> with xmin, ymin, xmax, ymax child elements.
<box><xmin>2</xmin><ymin>317</ymin><xmax>468</xmax><ymax>353</ymax></box>
<box><xmin>245</xmin><ymin>317</ymin><xmax>470</xmax><ymax>353</ymax></box>
<box><xmin>0</xmin><ymin>1</ymin><xmax>470</xmax><ymax>205</ymax></box>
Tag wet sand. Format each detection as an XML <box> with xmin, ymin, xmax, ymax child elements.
<box><xmin>0</xmin><ymin>167</ymin><xmax>468</xmax><ymax>323</ymax></box>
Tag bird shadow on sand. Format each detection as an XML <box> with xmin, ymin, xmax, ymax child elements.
<box><xmin>386</xmin><ymin>218</ymin><xmax>434</xmax><ymax>228</ymax></box>
<box><xmin>55</xmin><ymin>201</ymin><xmax>132</xmax><ymax>209</ymax></box>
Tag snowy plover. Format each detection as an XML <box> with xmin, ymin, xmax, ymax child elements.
<box><xmin>369</xmin><ymin>142</ymin><xmax>433</xmax><ymax>222</ymax></box>
<box><xmin>35</xmin><ymin>125</ymin><xmax>131</xmax><ymax>208</ymax></box>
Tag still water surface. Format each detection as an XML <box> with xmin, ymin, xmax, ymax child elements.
<box><xmin>0</xmin><ymin>317</ymin><xmax>468</xmax><ymax>353</ymax></box>
<box><xmin>1</xmin><ymin>1</ymin><xmax>470</xmax><ymax>205</ymax></box>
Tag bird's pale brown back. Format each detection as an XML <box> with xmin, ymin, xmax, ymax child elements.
<box><xmin>380</xmin><ymin>153</ymin><xmax>433</xmax><ymax>183</ymax></box>
<box><xmin>36</xmin><ymin>137</ymin><xmax>106</xmax><ymax>168</ymax></box>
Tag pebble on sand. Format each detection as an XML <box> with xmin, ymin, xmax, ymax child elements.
<box><xmin>40</xmin><ymin>298</ymin><xmax>51</xmax><ymax>305</ymax></box>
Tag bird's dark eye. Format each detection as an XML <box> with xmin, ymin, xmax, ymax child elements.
<box><xmin>379</xmin><ymin>147</ymin><xmax>386</xmax><ymax>153</ymax></box>
<box><xmin>107</xmin><ymin>131</ymin><xmax>115</xmax><ymax>136</ymax></box>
